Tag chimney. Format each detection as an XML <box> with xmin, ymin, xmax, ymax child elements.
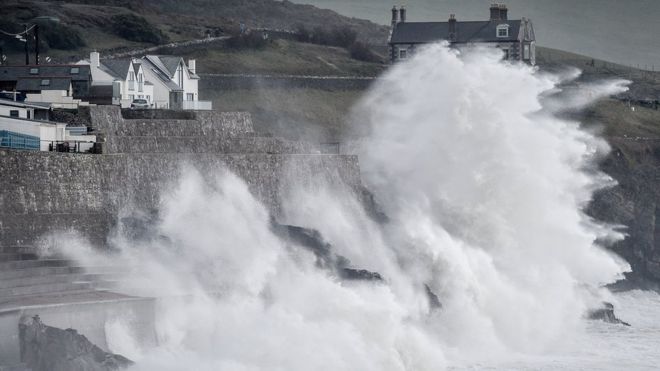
<box><xmin>90</xmin><ymin>51</ymin><xmax>100</xmax><ymax>68</ymax></box>
<box><xmin>391</xmin><ymin>6</ymin><xmax>398</xmax><ymax>27</ymax></box>
<box><xmin>448</xmin><ymin>14</ymin><xmax>457</xmax><ymax>41</ymax></box>
<box><xmin>490</xmin><ymin>3</ymin><xmax>503</xmax><ymax>20</ymax></box>
<box><xmin>499</xmin><ymin>4</ymin><xmax>508</xmax><ymax>20</ymax></box>
<box><xmin>399</xmin><ymin>6</ymin><xmax>406</xmax><ymax>23</ymax></box>
<box><xmin>188</xmin><ymin>59</ymin><xmax>196</xmax><ymax>74</ymax></box>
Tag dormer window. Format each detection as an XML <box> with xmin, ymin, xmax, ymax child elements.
<box><xmin>497</xmin><ymin>24</ymin><xmax>509</xmax><ymax>38</ymax></box>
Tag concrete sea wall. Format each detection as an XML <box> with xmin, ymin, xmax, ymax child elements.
<box><xmin>0</xmin><ymin>106</ymin><xmax>363</xmax><ymax>250</ymax></box>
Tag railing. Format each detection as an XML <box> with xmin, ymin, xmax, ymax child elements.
<box><xmin>182</xmin><ymin>100</ymin><xmax>213</xmax><ymax>110</ymax></box>
<box><xmin>46</xmin><ymin>140</ymin><xmax>100</xmax><ymax>154</ymax></box>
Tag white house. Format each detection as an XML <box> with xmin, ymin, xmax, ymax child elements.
<box><xmin>0</xmin><ymin>99</ymin><xmax>96</xmax><ymax>152</ymax></box>
<box><xmin>141</xmin><ymin>55</ymin><xmax>211</xmax><ymax>110</ymax></box>
<box><xmin>80</xmin><ymin>52</ymin><xmax>155</xmax><ymax>108</ymax></box>
<box><xmin>0</xmin><ymin>99</ymin><xmax>51</xmax><ymax>121</ymax></box>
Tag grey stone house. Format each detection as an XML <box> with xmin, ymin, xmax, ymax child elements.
<box><xmin>388</xmin><ymin>4</ymin><xmax>536</xmax><ymax>65</ymax></box>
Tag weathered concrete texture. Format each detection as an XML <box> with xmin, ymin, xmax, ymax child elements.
<box><xmin>0</xmin><ymin>151</ymin><xmax>361</xmax><ymax>248</ymax></box>
<box><xmin>0</xmin><ymin>106</ymin><xmax>362</xmax><ymax>249</ymax></box>
<box><xmin>20</xmin><ymin>315</ymin><xmax>133</xmax><ymax>371</ymax></box>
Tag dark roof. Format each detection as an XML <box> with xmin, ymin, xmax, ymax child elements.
<box><xmin>0</xmin><ymin>65</ymin><xmax>90</xmax><ymax>82</ymax></box>
<box><xmin>390</xmin><ymin>20</ymin><xmax>521</xmax><ymax>44</ymax></box>
<box><xmin>0</xmin><ymin>98</ymin><xmax>51</xmax><ymax>109</ymax></box>
<box><xmin>101</xmin><ymin>59</ymin><xmax>132</xmax><ymax>79</ymax></box>
<box><xmin>158</xmin><ymin>56</ymin><xmax>183</xmax><ymax>78</ymax></box>
<box><xmin>16</xmin><ymin>77</ymin><xmax>71</xmax><ymax>91</ymax></box>
<box><xmin>142</xmin><ymin>56</ymin><xmax>183</xmax><ymax>91</ymax></box>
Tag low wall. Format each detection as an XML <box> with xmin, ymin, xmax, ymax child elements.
<box><xmin>200</xmin><ymin>74</ymin><xmax>375</xmax><ymax>91</ymax></box>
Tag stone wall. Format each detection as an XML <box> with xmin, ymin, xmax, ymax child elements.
<box><xmin>0</xmin><ymin>106</ymin><xmax>362</xmax><ymax>249</ymax></box>
<box><xmin>200</xmin><ymin>74</ymin><xmax>375</xmax><ymax>91</ymax></box>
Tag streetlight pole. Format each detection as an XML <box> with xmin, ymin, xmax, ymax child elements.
<box><xmin>24</xmin><ymin>24</ymin><xmax>29</xmax><ymax>65</ymax></box>
<box><xmin>35</xmin><ymin>24</ymin><xmax>39</xmax><ymax>65</ymax></box>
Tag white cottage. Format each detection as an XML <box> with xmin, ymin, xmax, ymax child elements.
<box><xmin>81</xmin><ymin>52</ymin><xmax>155</xmax><ymax>108</ymax></box>
<box><xmin>141</xmin><ymin>55</ymin><xmax>210</xmax><ymax>110</ymax></box>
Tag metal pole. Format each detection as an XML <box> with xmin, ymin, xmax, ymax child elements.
<box><xmin>24</xmin><ymin>24</ymin><xmax>29</xmax><ymax>65</ymax></box>
<box><xmin>35</xmin><ymin>24</ymin><xmax>39</xmax><ymax>65</ymax></box>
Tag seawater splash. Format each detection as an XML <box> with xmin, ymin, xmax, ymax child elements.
<box><xmin>57</xmin><ymin>44</ymin><xmax>637</xmax><ymax>370</ymax></box>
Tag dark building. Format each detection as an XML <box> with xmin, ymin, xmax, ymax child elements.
<box><xmin>0</xmin><ymin>65</ymin><xmax>92</xmax><ymax>99</ymax></box>
<box><xmin>388</xmin><ymin>4</ymin><xmax>536</xmax><ymax>65</ymax></box>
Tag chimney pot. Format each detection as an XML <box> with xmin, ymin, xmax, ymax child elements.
<box><xmin>399</xmin><ymin>6</ymin><xmax>406</xmax><ymax>23</ymax></box>
<box><xmin>391</xmin><ymin>5</ymin><xmax>398</xmax><ymax>27</ymax></box>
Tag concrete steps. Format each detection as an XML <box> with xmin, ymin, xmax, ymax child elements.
<box><xmin>0</xmin><ymin>266</ymin><xmax>85</xmax><ymax>281</ymax></box>
<box><xmin>0</xmin><ymin>253</ymin><xmax>38</xmax><ymax>262</ymax></box>
<box><xmin>0</xmin><ymin>259</ymin><xmax>74</xmax><ymax>271</ymax></box>
<box><xmin>0</xmin><ymin>281</ymin><xmax>95</xmax><ymax>298</ymax></box>
<box><xmin>0</xmin><ymin>273</ymin><xmax>120</xmax><ymax>290</ymax></box>
<box><xmin>0</xmin><ymin>363</ymin><xmax>30</xmax><ymax>371</ymax></box>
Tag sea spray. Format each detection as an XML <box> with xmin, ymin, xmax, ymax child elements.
<box><xmin>51</xmin><ymin>44</ymin><xmax>634</xmax><ymax>370</ymax></box>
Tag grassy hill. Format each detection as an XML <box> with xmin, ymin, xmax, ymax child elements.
<box><xmin>0</xmin><ymin>0</ymin><xmax>389</xmax><ymax>64</ymax></box>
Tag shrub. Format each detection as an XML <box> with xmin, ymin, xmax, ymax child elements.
<box><xmin>110</xmin><ymin>14</ymin><xmax>168</xmax><ymax>44</ymax></box>
<box><xmin>40</xmin><ymin>23</ymin><xmax>86</xmax><ymax>50</ymax></box>
<box><xmin>349</xmin><ymin>41</ymin><xmax>380</xmax><ymax>63</ymax></box>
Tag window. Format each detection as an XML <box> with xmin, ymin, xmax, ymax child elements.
<box><xmin>27</xmin><ymin>110</ymin><xmax>30</xmax><ymax>119</ymax></box>
<box><xmin>503</xmin><ymin>49</ymin><xmax>510</xmax><ymax>60</ymax></box>
<box><xmin>128</xmin><ymin>94</ymin><xmax>134</xmax><ymax>102</ymax></box>
<box><xmin>70</xmin><ymin>67</ymin><xmax>79</xmax><ymax>74</ymax></box>
<box><xmin>29</xmin><ymin>68</ymin><xmax>39</xmax><ymax>75</ymax></box>
<box><xmin>9</xmin><ymin>110</ymin><xmax>19</xmax><ymax>118</ymax></box>
<box><xmin>186</xmin><ymin>93</ymin><xmax>194</xmax><ymax>101</ymax></box>
<box><xmin>129</xmin><ymin>72</ymin><xmax>135</xmax><ymax>81</ymax></box>
<box><xmin>497</xmin><ymin>24</ymin><xmax>509</xmax><ymax>38</ymax></box>
<box><xmin>399</xmin><ymin>49</ymin><xmax>408</xmax><ymax>59</ymax></box>
<box><xmin>524</xmin><ymin>44</ymin><xmax>531</xmax><ymax>60</ymax></box>
<box><xmin>40</xmin><ymin>79</ymin><xmax>50</xmax><ymax>86</ymax></box>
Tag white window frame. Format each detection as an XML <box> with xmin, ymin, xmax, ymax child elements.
<box><xmin>496</xmin><ymin>24</ymin><xmax>510</xmax><ymax>38</ymax></box>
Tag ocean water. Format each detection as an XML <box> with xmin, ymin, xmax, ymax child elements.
<box><xmin>293</xmin><ymin>0</ymin><xmax>660</xmax><ymax>70</ymax></box>
<box><xmin>52</xmin><ymin>44</ymin><xmax>660</xmax><ymax>370</ymax></box>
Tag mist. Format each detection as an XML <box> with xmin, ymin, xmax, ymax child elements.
<box><xmin>51</xmin><ymin>44</ymin><xmax>637</xmax><ymax>370</ymax></box>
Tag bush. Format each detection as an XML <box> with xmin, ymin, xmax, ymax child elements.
<box><xmin>110</xmin><ymin>14</ymin><xmax>168</xmax><ymax>44</ymax></box>
<box><xmin>40</xmin><ymin>23</ymin><xmax>86</xmax><ymax>50</ymax></box>
<box><xmin>349</xmin><ymin>41</ymin><xmax>380</xmax><ymax>63</ymax></box>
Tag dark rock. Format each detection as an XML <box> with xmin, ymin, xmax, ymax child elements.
<box><xmin>425</xmin><ymin>284</ymin><xmax>443</xmax><ymax>310</ymax></box>
<box><xmin>271</xmin><ymin>221</ymin><xmax>384</xmax><ymax>282</ymax></box>
<box><xmin>587</xmin><ymin>302</ymin><xmax>631</xmax><ymax>326</ymax></box>
<box><xmin>19</xmin><ymin>315</ymin><xmax>133</xmax><ymax>371</ymax></box>
<box><xmin>340</xmin><ymin>268</ymin><xmax>383</xmax><ymax>281</ymax></box>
